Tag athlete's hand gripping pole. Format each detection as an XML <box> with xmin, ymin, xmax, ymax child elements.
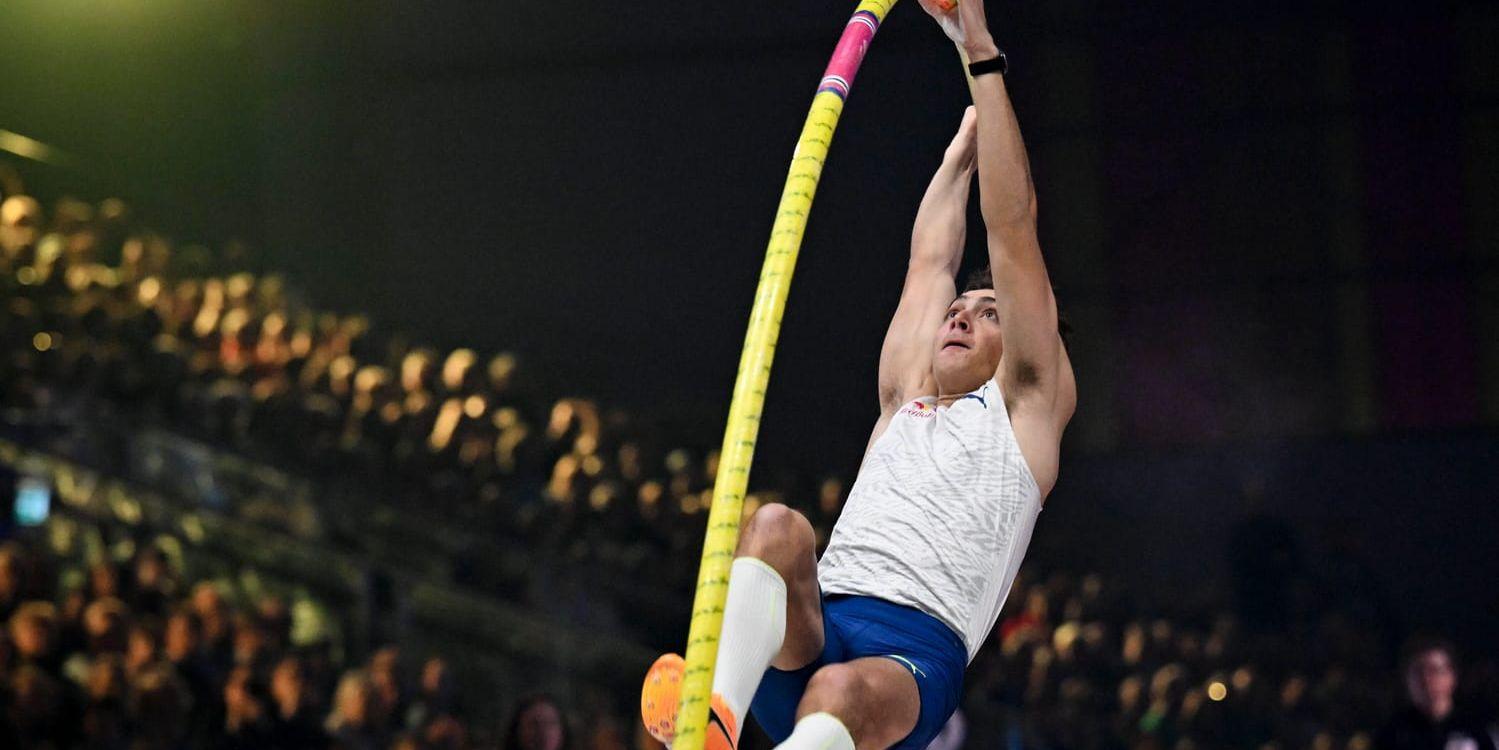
<box><xmin>671</xmin><ymin>3</ymin><xmax>898</xmax><ymax>750</ymax></box>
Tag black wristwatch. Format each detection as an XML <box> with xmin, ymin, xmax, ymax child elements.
<box><xmin>968</xmin><ymin>51</ymin><xmax>1008</xmax><ymax>78</ymax></box>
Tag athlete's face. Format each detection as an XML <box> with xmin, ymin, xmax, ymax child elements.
<box><xmin>932</xmin><ymin>289</ymin><xmax>1003</xmax><ymax>395</ymax></box>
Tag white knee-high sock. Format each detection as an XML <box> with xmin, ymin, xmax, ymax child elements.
<box><xmin>775</xmin><ymin>712</ymin><xmax>855</xmax><ymax>750</ymax></box>
<box><xmin>710</xmin><ymin>557</ymin><xmax>787</xmax><ymax>721</ymax></box>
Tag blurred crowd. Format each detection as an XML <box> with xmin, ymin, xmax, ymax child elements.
<box><xmin>0</xmin><ymin>183</ymin><xmax>830</xmax><ymax>749</ymax></box>
<box><xmin>0</xmin><ymin>189</ymin><xmax>845</xmax><ymax>614</ymax></box>
<box><xmin>0</xmin><ymin>536</ymin><xmax>481</xmax><ymax>750</ymax></box>
<box><xmin>962</xmin><ymin>569</ymin><xmax>1498</xmax><ymax>750</ymax></box>
<box><xmin>3</xmin><ymin>184</ymin><xmax>1496</xmax><ymax>750</ymax></box>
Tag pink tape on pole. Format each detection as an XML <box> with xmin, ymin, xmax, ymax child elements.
<box><xmin>816</xmin><ymin>10</ymin><xmax>882</xmax><ymax>99</ymax></box>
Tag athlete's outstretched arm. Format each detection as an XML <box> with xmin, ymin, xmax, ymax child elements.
<box><xmin>876</xmin><ymin>111</ymin><xmax>976</xmax><ymax>414</ymax></box>
<box><xmin>922</xmin><ymin>0</ymin><xmax>1063</xmax><ymax>404</ymax></box>
<box><xmin>920</xmin><ymin>0</ymin><xmax>1076</xmax><ymax>494</ymax></box>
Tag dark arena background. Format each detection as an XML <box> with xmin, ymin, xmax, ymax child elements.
<box><xmin>1</xmin><ymin>1</ymin><xmax>1497</xmax><ymax>749</ymax></box>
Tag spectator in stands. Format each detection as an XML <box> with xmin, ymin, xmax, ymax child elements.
<box><xmin>327</xmin><ymin>669</ymin><xmax>385</xmax><ymax>750</ymax></box>
<box><xmin>422</xmin><ymin>713</ymin><xmax>469</xmax><ymax>750</ymax></box>
<box><xmin>3</xmin><ymin>664</ymin><xmax>69</xmax><ymax>747</ymax></box>
<box><xmin>1</xmin><ymin>194</ymin><xmax>42</xmax><ymax>265</ymax></box>
<box><xmin>233</xmin><ymin>611</ymin><xmax>274</xmax><ymax>676</ymax></box>
<box><xmin>87</xmin><ymin>560</ymin><xmax>122</xmax><ymax>602</ymax></box>
<box><xmin>390</xmin><ymin>733</ymin><xmax>423</xmax><ymax>750</ymax></box>
<box><xmin>10</xmin><ymin>600</ymin><xmax>62</xmax><ymax>677</ymax></box>
<box><xmin>163</xmin><ymin>606</ymin><xmax>219</xmax><ymax>743</ymax></box>
<box><xmin>369</xmin><ymin>644</ymin><xmax>407</xmax><ymax>735</ymax></box>
<box><xmin>81</xmin><ymin>654</ymin><xmax>130</xmax><ymax>750</ymax></box>
<box><xmin>1377</xmin><ymin>637</ymin><xmax>1497</xmax><ymax>750</ymax></box>
<box><xmin>270</xmin><ymin>655</ymin><xmax>329</xmax><ymax>748</ymax></box>
<box><xmin>191</xmin><ymin>582</ymin><xmax>234</xmax><ymax>674</ymax></box>
<box><xmin>82</xmin><ymin>596</ymin><xmax>130</xmax><ymax>656</ymax></box>
<box><xmin>258</xmin><ymin>595</ymin><xmax>293</xmax><ymax>656</ymax></box>
<box><xmin>0</xmin><ymin>543</ymin><xmax>27</xmax><ymax>623</ymax></box>
<box><xmin>129</xmin><ymin>546</ymin><xmax>177</xmax><ymax>619</ymax></box>
<box><xmin>124</xmin><ymin>620</ymin><xmax>162</xmax><ymax>682</ymax></box>
<box><xmin>223</xmin><ymin>664</ymin><xmax>276</xmax><ymax>748</ymax></box>
<box><xmin>406</xmin><ymin>655</ymin><xmax>460</xmax><ymax>733</ymax></box>
<box><xmin>129</xmin><ymin>663</ymin><xmax>191</xmax><ymax>750</ymax></box>
<box><xmin>504</xmin><ymin>693</ymin><xmax>570</xmax><ymax>750</ymax></box>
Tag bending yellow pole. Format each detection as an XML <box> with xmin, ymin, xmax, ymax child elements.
<box><xmin>673</xmin><ymin>2</ymin><xmax>898</xmax><ymax>750</ymax></box>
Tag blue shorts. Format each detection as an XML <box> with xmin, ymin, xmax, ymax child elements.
<box><xmin>749</xmin><ymin>594</ymin><xmax>967</xmax><ymax>750</ymax></box>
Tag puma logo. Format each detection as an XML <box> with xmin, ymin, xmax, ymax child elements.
<box><xmin>957</xmin><ymin>384</ymin><xmax>989</xmax><ymax>408</ymax></box>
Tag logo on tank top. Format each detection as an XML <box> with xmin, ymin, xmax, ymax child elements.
<box><xmin>898</xmin><ymin>400</ymin><xmax>936</xmax><ymax>419</ymax></box>
<box><xmin>957</xmin><ymin>384</ymin><xmax>991</xmax><ymax>409</ymax></box>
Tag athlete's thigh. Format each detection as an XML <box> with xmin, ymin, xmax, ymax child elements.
<box><xmin>799</xmin><ymin>657</ymin><xmax>919</xmax><ymax>750</ymax></box>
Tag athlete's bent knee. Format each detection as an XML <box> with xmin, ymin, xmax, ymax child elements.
<box><xmin>737</xmin><ymin>503</ymin><xmax>815</xmax><ymax>564</ymax></box>
<box><xmin>800</xmin><ymin>663</ymin><xmax>866</xmax><ymax>716</ymax></box>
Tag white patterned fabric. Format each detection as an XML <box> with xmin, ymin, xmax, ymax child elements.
<box><xmin>818</xmin><ymin>378</ymin><xmax>1042</xmax><ymax>663</ymax></box>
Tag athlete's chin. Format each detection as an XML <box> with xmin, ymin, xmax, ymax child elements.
<box><xmin>932</xmin><ymin>363</ymin><xmax>991</xmax><ymax>395</ymax></box>
<box><xmin>932</xmin><ymin>352</ymin><xmax>963</xmax><ymax>378</ymax></box>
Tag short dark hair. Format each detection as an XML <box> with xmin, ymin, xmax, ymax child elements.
<box><xmin>961</xmin><ymin>265</ymin><xmax>1073</xmax><ymax>352</ymax></box>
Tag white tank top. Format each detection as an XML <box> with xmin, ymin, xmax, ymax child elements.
<box><xmin>817</xmin><ymin>379</ymin><xmax>1042</xmax><ymax>663</ymax></box>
